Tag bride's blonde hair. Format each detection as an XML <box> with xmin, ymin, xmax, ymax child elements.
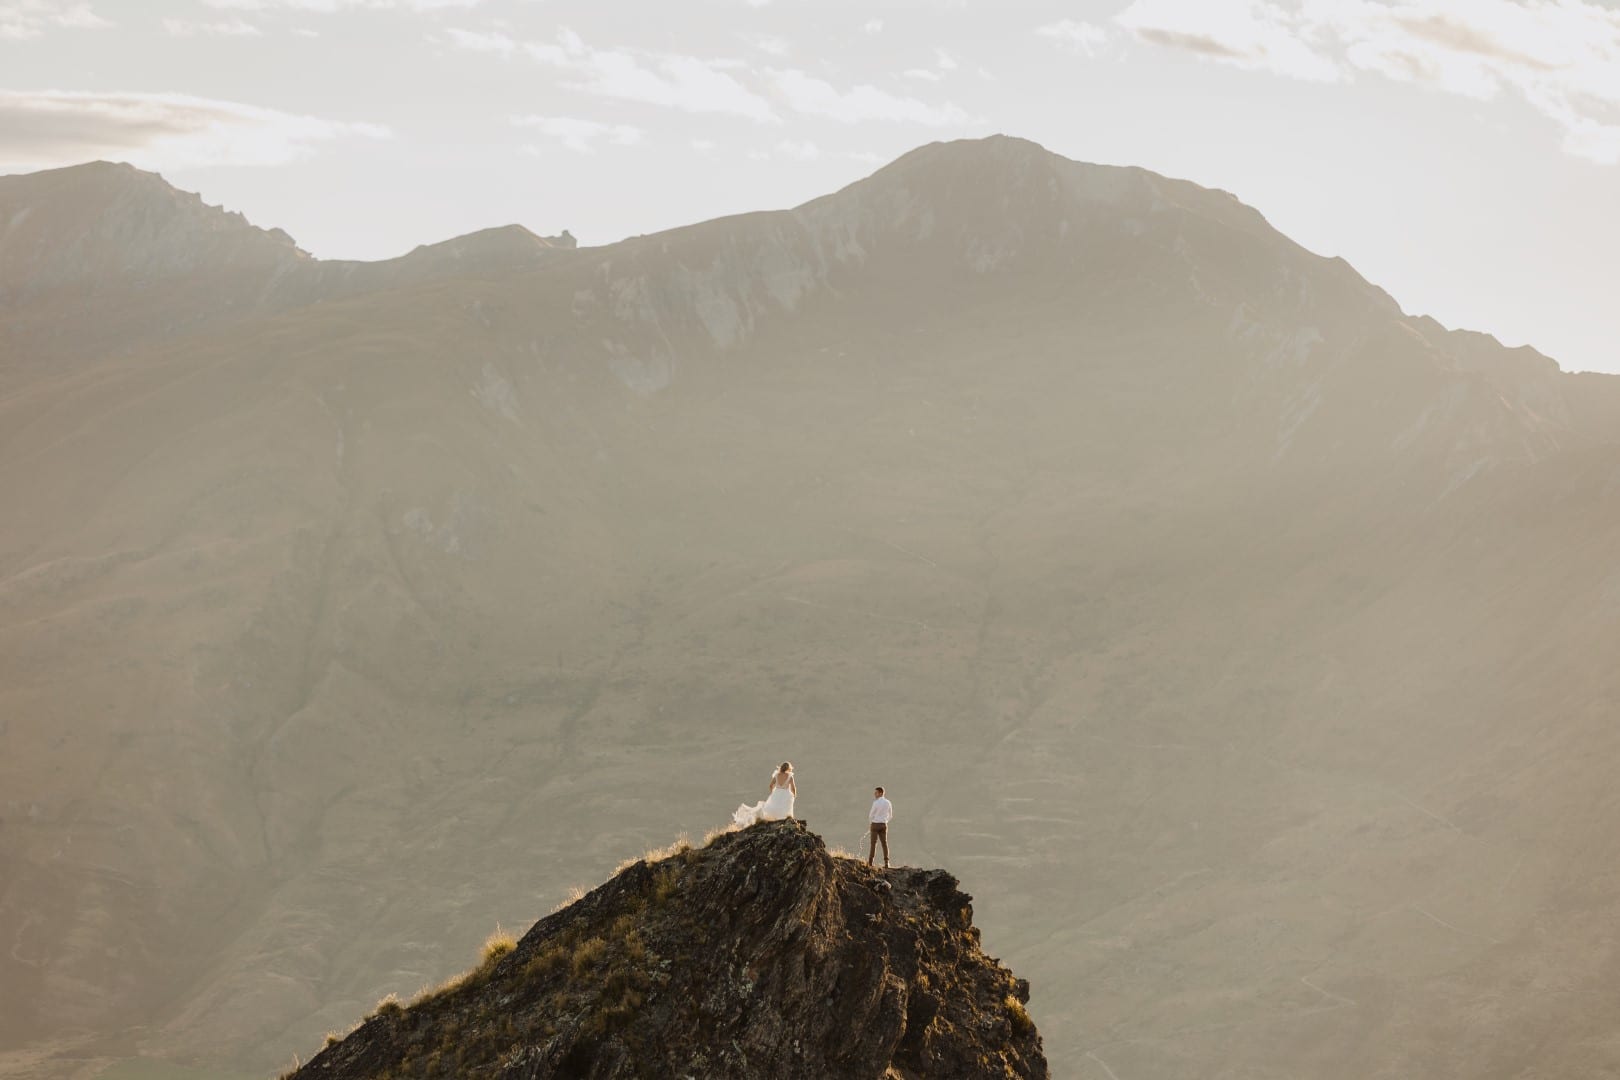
<box><xmin>777</xmin><ymin>761</ymin><xmax>793</xmax><ymax>775</ymax></box>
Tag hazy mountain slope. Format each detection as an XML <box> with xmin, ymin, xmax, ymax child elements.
<box><xmin>0</xmin><ymin>162</ymin><xmax>569</xmax><ymax>387</ymax></box>
<box><xmin>2</xmin><ymin>136</ymin><xmax>1619</xmax><ymax>1079</ymax></box>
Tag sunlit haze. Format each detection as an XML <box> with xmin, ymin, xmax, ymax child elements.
<box><xmin>10</xmin><ymin>4</ymin><xmax>1620</xmax><ymax>1079</ymax></box>
<box><xmin>3</xmin><ymin>0</ymin><xmax>1618</xmax><ymax>371</ymax></box>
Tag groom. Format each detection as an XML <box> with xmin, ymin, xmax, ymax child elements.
<box><xmin>868</xmin><ymin>786</ymin><xmax>893</xmax><ymax>869</ymax></box>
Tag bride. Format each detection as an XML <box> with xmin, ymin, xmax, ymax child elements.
<box><xmin>734</xmin><ymin>761</ymin><xmax>796</xmax><ymax>826</ymax></box>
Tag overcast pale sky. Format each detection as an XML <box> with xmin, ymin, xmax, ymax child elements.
<box><xmin>3</xmin><ymin>0</ymin><xmax>1617</xmax><ymax>372</ymax></box>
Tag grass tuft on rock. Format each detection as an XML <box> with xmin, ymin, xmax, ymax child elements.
<box><xmin>1006</xmin><ymin>994</ymin><xmax>1034</xmax><ymax>1035</ymax></box>
<box><xmin>480</xmin><ymin>925</ymin><xmax>516</xmax><ymax>969</ymax></box>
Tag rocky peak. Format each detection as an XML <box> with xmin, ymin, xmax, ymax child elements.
<box><xmin>288</xmin><ymin>820</ymin><xmax>1047</xmax><ymax>1079</ymax></box>
<box><xmin>386</xmin><ymin>224</ymin><xmax>569</xmax><ymax>277</ymax></box>
<box><xmin>795</xmin><ymin>135</ymin><xmax>1076</xmax><ymax>271</ymax></box>
<box><xmin>790</xmin><ymin>134</ymin><xmax>1302</xmax><ymax>299</ymax></box>
<box><xmin>0</xmin><ymin>159</ymin><xmax>304</xmax><ymax>303</ymax></box>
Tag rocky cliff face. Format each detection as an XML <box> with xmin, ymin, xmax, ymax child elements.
<box><xmin>289</xmin><ymin>821</ymin><xmax>1046</xmax><ymax>1080</ymax></box>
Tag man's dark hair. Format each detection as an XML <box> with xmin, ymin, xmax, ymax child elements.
<box><xmin>875</xmin><ymin>786</ymin><xmax>885</xmax><ymax>795</ymax></box>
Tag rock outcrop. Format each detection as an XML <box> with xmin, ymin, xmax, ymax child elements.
<box><xmin>289</xmin><ymin>820</ymin><xmax>1047</xmax><ymax>1079</ymax></box>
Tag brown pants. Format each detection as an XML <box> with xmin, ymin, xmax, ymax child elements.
<box><xmin>868</xmin><ymin>822</ymin><xmax>889</xmax><ymax>866</ymax></box>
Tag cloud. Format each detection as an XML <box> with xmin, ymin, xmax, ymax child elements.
<box><xmin>449</xmin><ymin>28</ymin><xmax>779</xmax><ymax>121</ymax></box>
<box><xmin>775</xmin><ymin>138</ymin><xmax>819</xmax><ymax>160</ymax></box>
<box><xmin>553</xmin><ymin>44</ymin><xmax>777</xmax><ymax>121</ymax></box>
<box><xmin>903</xmin><ymin>68</ymin><xmax>942</xmax><ymax>82</ymax></box>
<box><xmin>50</xmin><ymin>3</ymin><xmax>107</xmax><ymax>27</ymax></box>
<box><xmin>163</xmin><ymin>18</ymin><xmax>261</xmax><ymax>36</ymax></box>
<box><xmin>510</xmin><ymin>114</ymin><xmax>642</xmax><ymax>153</ymax></box>
<box><xmin>443</xmin><ymin>26</ymin><xmax>514</xmax><ymax>54</ymax></box>
<box><xmin>1114</xmin><ymin>0</ymin><xmax>1343</xmax><ymax>82</ymax></box>
<box><xmin>0</xmin><ymin>1</ymin><xmax>111</xmax><ymax>38</ymax></box>
<box><xmin>1113</xmin><ymin>0</ymin><xmax>1620</xmax><ymax>163</ymax></box>
<box><xmin>741</xmin><ymin>32</ymin><xmax>789</xmax><ymax>56</ymax></box>
<box><xmin>205</xmin><ymin>0</ymin><xmax>482</xmax><ymax>11</ymax></box>
<box><xmin>0</xmin><ymin>89</ymin><xmax>390</xmax><ymax>169</ymax></box>
<box><xmin>863</xmin><ymin>18</ymin><xmax>883</xmax><ymax>34</ymax></box>
<box><xmin>1037</xmin><ymin>18</ymin><xmax>1110</xmax><ymax>55</ymax></box>
<box><xmin>768</xmin><ymin>68</ymin><xmax>974</xmax><ymax>125</ymax></box>
<box><xmin>448</xmin><ymin>27</ymin><xmax>974</xmax><ymax>132</ymax></box>
<box><xmin>935</xmin><ymin>48</ymin><xmax>958</xmax><ymax>70</ymax></box>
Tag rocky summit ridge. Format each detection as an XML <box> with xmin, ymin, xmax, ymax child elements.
<box><xmin>287</xmin><ymin>820</ymin><xmax>1047</xmax><ymax>1079</ymax></box>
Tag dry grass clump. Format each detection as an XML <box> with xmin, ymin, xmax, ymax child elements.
<box><xmin>703</xmin><ymin>822</ymin><xmax>740</xmax><ymax>845</ymax></box>
<box><xmin>1005</xmin><ymin>994</ymin><xmax>1034</xmax><ymax>1035</ymax></box>
<box><xmin>550</xmin><ymin>883</ymin><xmax>588</xmax><ymax>914</ymax></box>
<box><xmin>522</xmin><ymin>941</ymin><xmax>569</xmax><ymax>980</ymax></box>
<box><xmin>647</xmin><ymin>832</ymin><xmax>693</xmax><ymax>861</ymax></box>
<box><xmin>614</xmin><ymin>832</ymin><xmax>701</xmax><ymax>876</ymax></box>
<box><xmin>374</xmin><ymin>993</ymin><xmax>403</xmax><ymax>1019</ymax></box>
<box><xmin>571</xmin><ymin>935</ymin><xmax>608</xmax><ymax>977</ymax></box>
<box><xmin>651</xmin><ymin>867</ymin><xmax>681</xmax><ymax>907</ymax></box>
<box><xmin>609</xmin><ymin>915</ymin><xmax>649</xmax><ymax>965</ymax></box>
<box><xmin>412</xmin><ymin>968</ymin><xmax>468</xmax><ymax>1007</ymax></box>
<box><xmin>480</xmin><ymin>925</ymin><xmax>516</xmax><ymax>968</ymax></box>
<box><xmin>406</xmin><ymin>922</ymin><xmax>521</xmax><ymax>1010</ymax></box>
<box><xmin>590</xmin><ymin>964</ymin><xmax>647</xmax><ymax>1034</ymax></box>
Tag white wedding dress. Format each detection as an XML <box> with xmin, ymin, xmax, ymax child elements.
<box><xmin>734</xmin><ymin>776</ymin><xmax>795</xmax><ymax>827</ymax></box>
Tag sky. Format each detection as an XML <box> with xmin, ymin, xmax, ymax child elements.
<box><xmin>2</xmin><ymin>0</ymin><xmax>1618</xmax><ymax>373</ymax></box>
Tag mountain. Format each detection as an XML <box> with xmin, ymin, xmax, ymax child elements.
<box><xmin>3</xmin><ymin>135</ymin><xmax>1620</xmax><ymax>1080</ymax></box>
<box><xmin>0</xmin><ymin>161</ymin><xmax>571</xmax><ymax>380</ymax></box>
<box><xmin>288</xmin><ymin>820</ymin><xmax>1047</xmax><ymax>1079</ymax></box>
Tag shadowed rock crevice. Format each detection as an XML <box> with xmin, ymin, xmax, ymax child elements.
<box><xmin>288</xmin><ymin>820</ymin><xmax>1047</xmax><ymax>1080</ymax></box>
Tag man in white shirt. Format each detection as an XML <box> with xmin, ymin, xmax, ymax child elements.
<box><xmin>868</xmin><ymin>786</ymin><xmax>893</xmax><ymax>869</ymax></box>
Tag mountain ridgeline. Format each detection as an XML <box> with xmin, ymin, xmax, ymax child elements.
<box><xmin>288</xmin><ymin>821</ymin><xmax>1046</xmax><ymax>1079</ymax></box>
<box><xmin>4</xmin><ymin>135</ymin><xmax>1620</xmax><ymax>1079</ymax></box>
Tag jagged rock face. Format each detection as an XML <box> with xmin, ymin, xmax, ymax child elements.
<box><xmin>291</xmin><ymin>822</ymin><xmax>1046</xmax><ymax>1080</ymax></box>
<box><xmin>0</xmin><ymin>160</ymin><xmax>303</xmax><ymax>299</ymax></box>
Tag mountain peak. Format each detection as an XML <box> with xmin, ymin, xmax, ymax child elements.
<box><xmin>289</xmin><ymin>820</ymin><xmax>1048</xmax><ymax>1079</ymax></box>
<box><xmin>397</xmin><ymin>223</ymin><xmax>570</xmax><ymax>268</ymax></box>
<box><xmin>12</xmin><ymin>158</ymin><xmax>163</xmax><ymax>188</ymax></box>
<box><xmin>894</xmin><ymin>132</ymin><xmax>1057</xmax><ymax>167</ymax></box>
<box><xmin>851</xmin><ymin>133</ymin><xmax>1067</xmax><ymax>198</ymax></box>
<box><xmin>0</xmin><ymin>156</ymin><xmax>303</xmax><ymax>307</ymax></box>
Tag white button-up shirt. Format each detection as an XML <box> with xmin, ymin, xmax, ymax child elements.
<box><xmin>869</xmin><ymin>796</ymin><xmax>893</xmax><ymax>824</ymax></box>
